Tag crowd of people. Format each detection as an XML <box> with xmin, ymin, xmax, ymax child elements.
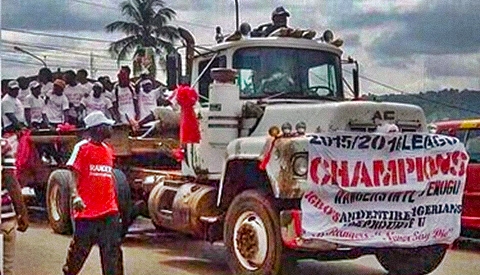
<box><xmin>1</xmin><ymin>66</ymin><xmax>173</xmax><ymax>134</ymax></box>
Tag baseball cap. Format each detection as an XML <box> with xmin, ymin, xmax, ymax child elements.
<box><xmin>53</xmin><ymin>79</ymin><xmax>66</xmax><ymax>89</ymax></box>
<box><xmin>272</xmin><ymin>6</ymin><xmax>290</xmax><ymax>18</ymax></box>
<box><xmin>93</xmin><ymin>82</ymin><xmax>104</xmax><ymax>89</ymax></box>
<box><xmin>8</xmin><ymin>80</ymin><xmax>19</xmax><ymax>89</ymax></box>
<box><xmin>84</xmin><ymin>110</ymin><xmax>115</xmax><ymax>129</ymax></box>
<box><xmin>139</xmin><ymin>79</ymin><xmax>152</xmax><ymax>86</ymax></box>
<box><xmin>29</xmin><ymin>80</ymin><xmax>41</xmax><ymax>89</ymax></box>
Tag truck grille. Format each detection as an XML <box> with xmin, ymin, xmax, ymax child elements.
<box><xmin>348</xmin><ymin>122</ymin><xmax>421</xmax><ymax>133</ymax></box>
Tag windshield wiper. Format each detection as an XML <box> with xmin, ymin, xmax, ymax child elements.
<box><xmin>257</xmin><ymin>92</ymin><xmax>340</xmax><ymax>104</ymax></box>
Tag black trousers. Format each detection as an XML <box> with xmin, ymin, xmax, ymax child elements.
<box><xmin>63</xmin><ymin>214</ymin><xmax>124</xmax><ymax>275</ymax></box>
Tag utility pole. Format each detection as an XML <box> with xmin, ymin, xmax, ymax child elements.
<box><xmin>89</xmin><ymin>52</ymin><xmax>96</xmax><ymax>78</ymax></box>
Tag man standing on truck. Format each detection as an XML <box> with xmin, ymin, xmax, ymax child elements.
<box><xmin>38</xmin><ymin>67</ymin><xmax>54</xmax><ymax>98</ymax></box>
<box><xmin>79</xmin><ymin>82</ymin><xmax>115</xmax><ymax>119</ymax></box>
<box><xmin>24</xmin><ymin>80</ymin><xmax>48</xmax><ymax>129</ymax></box>
<box><xmin>113</xmin><ymin>66</ymin><xmax>139</xmax><ymax>123</ymax></box>
<box><xmin>44</xmin><ymin>79</ymin><xmax>69</xmax><ymax>128</ymax></box>
<box><xmin>76</xmin><ymin>69</ymin><xmax>93</xmax><ymax>97</ymax></box>
<box><xmin>62</xmin><ymin>110</ymin><xmax>124</xmax><ymax>275</ymax></box>
<box><xmin>63</xmin><ymin>70</ymin><xmax>85</xmax><ymax>126</ymax></box>
<box><xmin>136</xmin><ymin>78</ymin><xmax>163</xmax><ymax>121</ymax></box>
<box><xmin>130</xmin><ymin>88</ymin><xmax>179</xmax><ymax>133</ymax></box>
<box><xmin>1</xmin><ymin>80</ymin><xmax>26</xmax><ymax>134</ymax></box>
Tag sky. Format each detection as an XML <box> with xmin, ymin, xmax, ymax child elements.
<box><xmin>2</xmin><ymin>0</ymin><xmax>480</xmax><ymax>95</ymax></box>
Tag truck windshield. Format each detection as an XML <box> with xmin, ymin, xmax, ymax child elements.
<box><xmin>233</xmin><ymin>47</ymin><xmax>343</xmax><ymax>99</ymax></box>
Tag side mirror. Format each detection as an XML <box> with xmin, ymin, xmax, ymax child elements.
<box><xmin>167</xmin><ymin>52</ymin><xmax>181</xmax><ymax>90</ymax></box>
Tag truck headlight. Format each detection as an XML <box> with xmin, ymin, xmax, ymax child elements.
<box><xmin>292</xmin><ymin>154</ymin><xmax>308</xmax><ymax>177</ymax></box>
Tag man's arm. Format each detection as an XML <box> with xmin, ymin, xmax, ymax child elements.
<box><xmin>133</xmin><ymin>98</ymin><xmax>140</xmax><ymax>120</ymax></box>
<box><xmin>24</xmin><ymin>108</ymin><xmax>32</xmax><ymax>127</ymax></box>
<box><xmin>3</xmin><ymin>171</ymin><xmax>29</xmax><ymax>232</ymax></box>
<box><xmin>5</xmin><ymin>113</ymin><xmax>21</xmax><ymax>129</ymax></box>
<box><xmin>69</xmin><ymin>170</ymin><xmax>86</xmax><ymax>211</ymax></box>
<box><xmin>41</xmin><ymin>113</ymin><xmax>50</xmax><ymax>128</ymax></box>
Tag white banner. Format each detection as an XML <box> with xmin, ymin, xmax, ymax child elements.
<box><xmin>301</xmin><ymin>132</ymin><xmax>468</xmax><ymax>247</ymax></box>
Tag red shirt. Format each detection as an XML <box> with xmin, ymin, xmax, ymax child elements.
<box><xmin>66</xmin><ymin>139</ymin><xmax>119</xmax><ymax>219</ymax></box>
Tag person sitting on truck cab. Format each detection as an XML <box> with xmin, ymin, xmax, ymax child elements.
<box><xmin>251</xmin><ymin>6</ymin><xmax>290</xmax><ymax>37</ymax></box>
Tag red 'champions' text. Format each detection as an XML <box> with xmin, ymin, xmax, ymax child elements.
<box><xmin>309</xmin><ymin>151</ymin><xmax>468</xmax><ymax>188</ymax></box>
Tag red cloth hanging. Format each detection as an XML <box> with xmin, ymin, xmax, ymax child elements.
<box><xmin>176</xmin><ymin>85</ymin><xmax>201</xmax><ymax>144</ymax></box>
<box><xmin>15</xmin><ymin>129</ymin><xmax>38</xmax><ymax>173</ymax></box>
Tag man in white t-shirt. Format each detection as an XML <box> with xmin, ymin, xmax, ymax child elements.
<box><xmin>1</xmin><ymin>80</ymin><xmax>26</xmax><ymax>133</ymax></box>
<box><xmin>80</xmin><ymin>82</ymin><xmax>115</xmax><ymax>119</ymax></box>
<box><xmin>39</xmin><ymin>67</ymin><xmax>54</xmax><ymax>98</ymax></box>
<box><xmin>17</xmin><ymin>76</ymin><xmax>30</xmax><ymax>105</ymax></box>
<box><xmin>77</xmin><ymin>69</ymin><xmax>94</xmax><ymax>97</ymax></box>
<box><xmin>24</xmin><ymin>81</ymin><xmax>47</xmax><ymax>129</ymax></box>
<box><xmin>98</xmin><ymin>76</ymin><xmax>115</xmax><ymax>104</ymax></box>
<box><xmin>130</xmin><ymin>89</ymin><xmax>180</xmax><ymax>135</ymax></box>
<box><xmin>113</xmin><ymin>67</ymin><xmax>139</xmax><ymax>123</ymax></box>
<box><xmin>137</xmin><ymin>79</ymin><xmax>163</xmax><ymax>120</ymax></box>
<box><xmin>44</xmin><ymin>79</ymin><xmax>70</xmax><ymax>127</ymax></box>
<box><xmin>63</xmin><ymin>70</ymin><xmax>85</xmax><ymax>126</ymax></box>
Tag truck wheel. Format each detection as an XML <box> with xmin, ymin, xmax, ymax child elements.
<box><xmin>113</xmin><ymin>169</ymin><xmax>133</xmax><ymax>237</ymax></box>
<box><xmin>375</xmin><ymin>244</ymin><xmax>447</xmax><ymax>275</ymax></box>
<box><xmin>46</xmin><ymin>169</ymin><xmax>72</xmax><ymax>235</ymax></box>
<box><xmin>224</xmin><ymin>190</ymin><xmax>285</xmax><ymax>275</ymax></box>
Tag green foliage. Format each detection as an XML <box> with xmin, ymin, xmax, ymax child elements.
<box><xmin>105</xmin><ymin>0</ymin><xmax>180</xmax><ymax>67</ymax></box>
<box><xmin>365</xmin><ymin>89</ymin><xmax>480</xmax><ymax>122</ymax></box>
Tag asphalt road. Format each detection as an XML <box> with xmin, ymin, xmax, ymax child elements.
<box><xmin>12</xmin><ymin>212</ymin><xmax>480</xmax><ymax>275</ymax></box>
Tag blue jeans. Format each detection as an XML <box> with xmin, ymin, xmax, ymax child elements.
<box><xmin>63</xmin><ymin>214</ymin><xmax>124</xmax><ymax>275</ymax></box>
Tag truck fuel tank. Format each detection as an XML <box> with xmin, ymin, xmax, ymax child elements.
<box><xmin>148</xmin><ymin>181</ymin><xmax>220</xmax><ymax>238</ymax></box>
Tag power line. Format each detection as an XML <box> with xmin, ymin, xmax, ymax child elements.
<box><xmin>2</xmin><ymin>58</ymin><xmax>119</xmax><ymax>72</ymax></box>
<box><xmin>69</xmin><ymin>0</ymin><xmax>222</xmax><ymax>31</ymax></box>
<box><xmin>1</xmin><ymin>40</ymin><xmax>123</xmax><ymax>60</ymax></box>
<box><xmin>1</xmin><ymin>28</ymin><xmax>114</xmax><ymax>43</ymax></box>
<box><xmin>347</xmin><ymin>70</ymin><xmax>480</xmax><ymax>115</ymax></box>
<box><xmin>70</xmin><ymin>0</ymin><xmax>117</xmax><ymax>9</ymax></box>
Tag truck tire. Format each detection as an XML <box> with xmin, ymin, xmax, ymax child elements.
<box><xmin>46</xmin><ymin>169</ymin><xmax>72</xmax><ymax>235</ymax></box>
<box><xmin>224</xmin><ymin>190</ymin><xmax>285</xmax><ymax>275</ymax></box>
<box><xmin>113</xmin><ymin>169</ymin><xmax>133</xmax><ymax>237</ymax></box>
<box><xmin>375</xmin><ymin>244</ymin><xmax>447</xmax><ymax>275</ymax></box>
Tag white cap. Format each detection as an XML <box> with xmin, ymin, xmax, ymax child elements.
<box><xmin>84</xmin><ymin>110</ymin><xmax>115</xmax><ymax>129</ymax></box>
<box><xmin>8</xmin><ymin>80</ymin><xmax>19</xmax><ymax>89</ymax></box>
<box><xmin>93</xmin><ymin>82</ymin><xmax>103</xmax><ymax>89</ymax></box>
<box><xmin>139</xmin><ymin>79</ymin><xmax>152</xmax><ymax>86</ymax></box>
<box><xmin>29</xmin><ymin>80</ymin><xmax>41</xmax><ymax>89</ymax></box>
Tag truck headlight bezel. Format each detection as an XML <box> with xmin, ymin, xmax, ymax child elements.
<box><xmin>292</xmin><ymin>153</ymin><xmax>308</xmax><ymax>177</ymax></box>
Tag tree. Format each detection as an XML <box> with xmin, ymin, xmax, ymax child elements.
<box><xmin>105</xmin><ymin>0</ymin><xmax>180</xmax><ymax>75</ymax></box>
